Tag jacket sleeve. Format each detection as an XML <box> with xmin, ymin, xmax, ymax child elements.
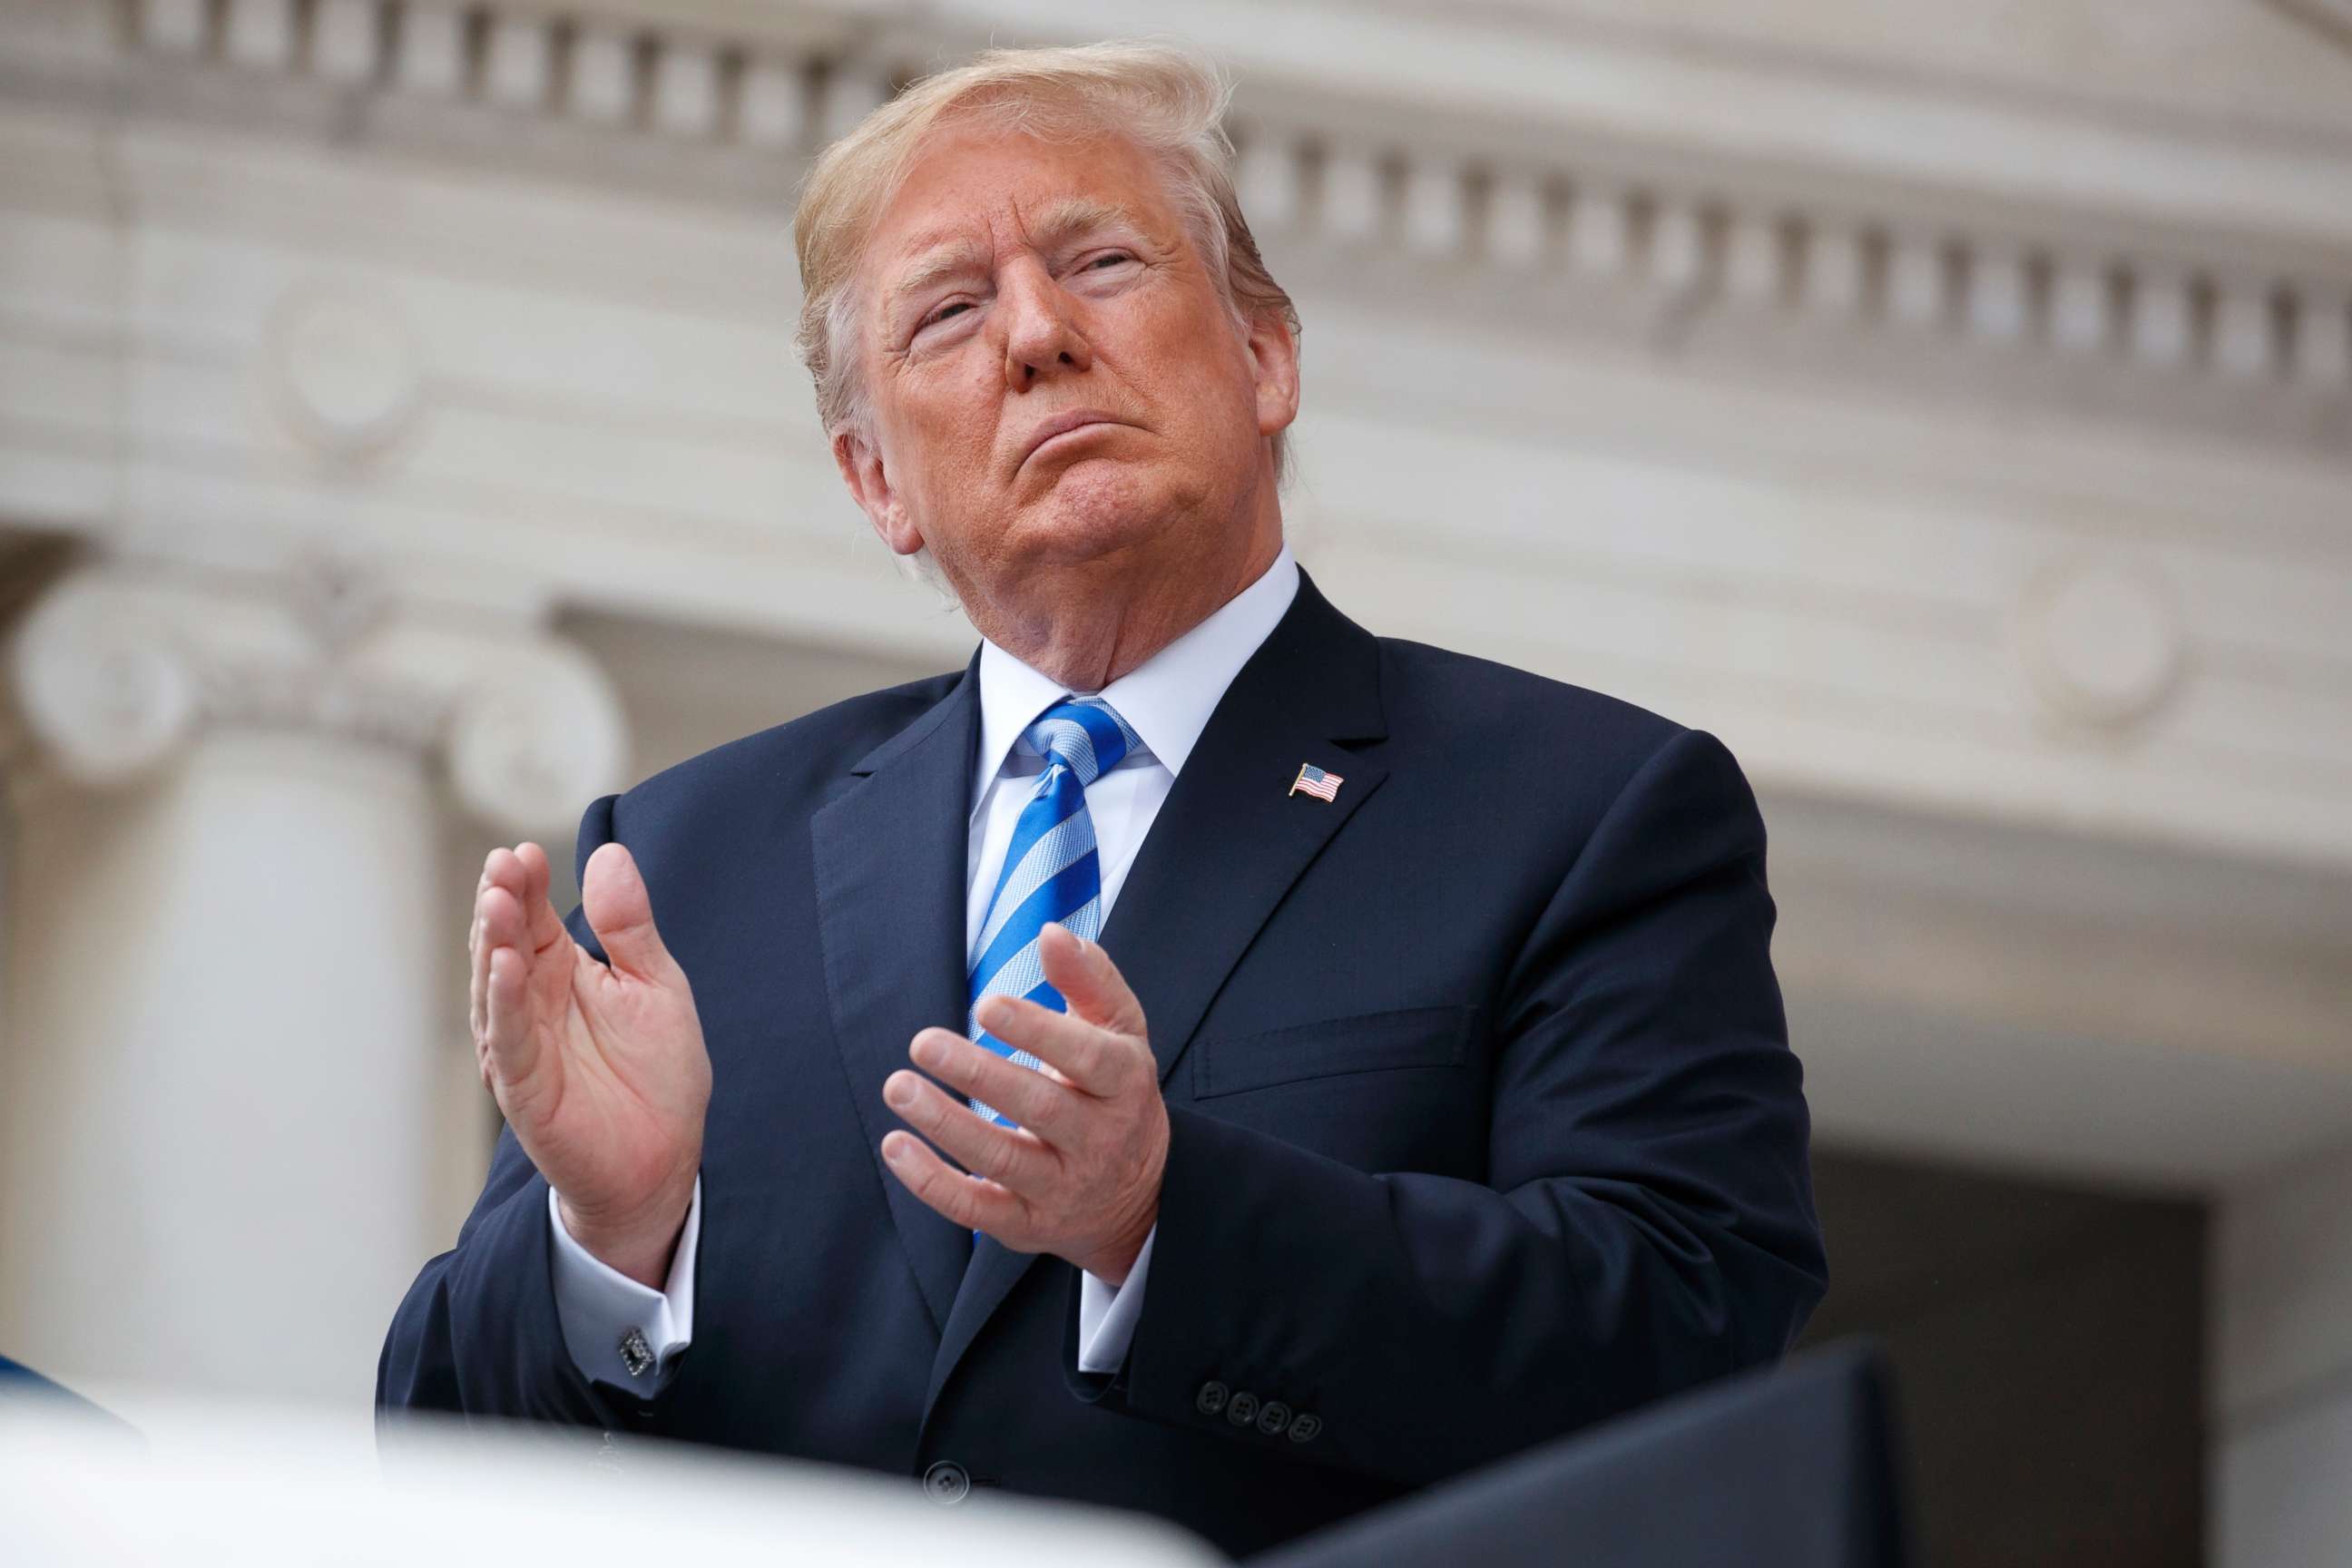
<box><xmin>1069</xmin><ymin>727</ymin><xmax>1829</xmax><ymax>1486</ymax></box>
<box><xmin>375</xmin><ymin>793</ymin><xmax>662</xmax><ymax>1431</ymax></box>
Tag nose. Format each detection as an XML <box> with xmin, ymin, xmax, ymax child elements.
<box><xmin>998</xmin><ymin>260</ymin><xmax>1094</xmax><ymax>389</ymax></box>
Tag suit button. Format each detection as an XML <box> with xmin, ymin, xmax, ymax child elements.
<box><xmin>1195</xmin><ymin>1380</ymin><xmax>1229</xmax><ymax>1416</ymax></box>
<box><xmin>1227</xmin><ymin>1390</ymin><xmax>1259</xmax><ymax>1427</ymax></box>
<box><xmin>1257</xmin><ymin>1400</ymin><xmax>1292</xmax><ymax>1436</ymax></box>
<box><xmin>1288</xmin><ymin>1413</ymin><xmax>1322</xmax><ymax>1444</ymax></box>
<box><xmin>923</xmin><ymin>1460</ymin><xmax>970</xmax><ymax>1505</ymax></box>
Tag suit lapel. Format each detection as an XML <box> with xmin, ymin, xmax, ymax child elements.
<box><xmin>808</xmin><ymin>655</ymin><xmax>983</xmax><ymax>1336</ymax></box>
<box><xmin>1101</xmin><ymin>568</ymin><xmax>1390</xmax><ymax>1090</ymax></box>
<box><xmin>921</xmin><ymin>568</ymin><xmax>1389</xmax><ymax>1425</ymax></box>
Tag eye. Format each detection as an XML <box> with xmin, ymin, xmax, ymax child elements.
<box><xmin>920</xmin><ymin>300</ymin><xmax>973</xmax><ymax>330</ymax></box>
<box><xmin>1063</xmin><ymin>250</ymin><xmax>1139</xmax><ymax>283</ymax></box>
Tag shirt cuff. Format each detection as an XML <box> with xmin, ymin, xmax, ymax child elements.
<box><xmin>1075</xmin><ymin>1222</ymin><xmax>1155</xmax><ymax>1375</ymax></box>
<box><xmin>547</xmin><ymin>1176</ymin><xmax>701</xmax><ymax>1391</ymax></box>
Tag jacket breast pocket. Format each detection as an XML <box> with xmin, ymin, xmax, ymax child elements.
<box><xmin>1190</xmin><ymin>1004</ymin><xmax>1479</xmax><ymax>1099</ymax></box>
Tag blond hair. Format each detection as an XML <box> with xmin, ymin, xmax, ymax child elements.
<box><xmin>791</xmin><ymin>39</ymin><xmax>1301</xmax><ymax>487</ymax></box>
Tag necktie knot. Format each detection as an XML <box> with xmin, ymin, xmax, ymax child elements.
<box><xmin>1022</xmin><ymin>697</ymin><xmax>1141</xmax><ymax>789</ymax></box>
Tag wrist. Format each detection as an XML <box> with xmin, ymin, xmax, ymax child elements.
<box><xmin>1083</xmin><ymin>1198</ymin><xmax>1157</xmax><ymax>1289</ymax></box>
<box><xmin>1082</xmin><ymin>1112</ymin><xmax>1167</xmax><ymax>1286</ymax></box>
<box><xmin>556</xmin><ymin>1172</ymin><xmax>696</xmax><ymax>1289</ymax></box>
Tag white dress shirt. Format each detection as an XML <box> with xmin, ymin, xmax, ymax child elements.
<box><xmin>550</xmin><ymin>544</ymin><xmax>1301</xmax><ymax>1391</ymax></box>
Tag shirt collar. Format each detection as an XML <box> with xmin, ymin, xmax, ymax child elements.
<box><xmin>970</xmin><ymin>542</ymin><xmax>1300</xmax><ymax>814</ymax></box>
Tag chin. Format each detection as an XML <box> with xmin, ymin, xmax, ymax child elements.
<box><xmin>1017</xmin><ymin>459</ymin><xmax>1200</xmax><ymax>564</ymax></box>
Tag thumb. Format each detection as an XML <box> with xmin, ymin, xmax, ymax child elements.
<box><xmin>581</xmin><ymin>842</ymin><xmax>681</xmax><ymax>985</ymax></box>
<box><xmin>1039</xmin><ymin>923</ymin><xmax>1146</xmax><ymax>1038</ymax></box>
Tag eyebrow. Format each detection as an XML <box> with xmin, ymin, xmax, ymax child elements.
<box><xmin>886</xmin><ymin>240</ymin><xmax>989</xmax><ymax>309</ymax></box>
<box><xmin>882</xmin><ymin>197</ymin><xmax>1147</xmax><ymax>315</ymax></box>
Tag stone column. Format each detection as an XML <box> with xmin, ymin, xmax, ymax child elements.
<box><xmin>0</xmin><ymin>554</ymin><xmax>625</xmax><ymax>1408</ymax></box>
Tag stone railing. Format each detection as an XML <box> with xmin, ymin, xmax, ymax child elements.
<box><xmin>133</xmin><ymin>0</ymin><xmax>889</xmax><ymax>147</ymax></box>
<box><xmin>108</xmin><ymin>0</ymin><xmax>2352</xmax><ymax>418</ymax></box>
<box><xmin>1227</xmin><ymin>118</ymin><xmax>2352</xmax><ymax>395</ymax></box>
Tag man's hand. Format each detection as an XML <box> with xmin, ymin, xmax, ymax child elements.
<box><xmin>880</xmin><ymin>923</ymin><xmax>1165</xmax><ymax>1286</ymax></box>
<box><xmin>472</xmin><ymin>840</ymin><xmax>712</xmax><ymax>1289</ymax></box>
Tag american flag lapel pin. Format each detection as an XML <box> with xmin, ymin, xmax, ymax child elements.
<box><xmin>1289</xmin><ymin>762</ymin><xmax>1344</xmax><ymax>802</ymax></box>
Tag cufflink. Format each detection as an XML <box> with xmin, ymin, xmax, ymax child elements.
<box><xmin>617</xmin><ymin>1326</ymin><xmax>655</xmax><ymax>1378</ymax></box>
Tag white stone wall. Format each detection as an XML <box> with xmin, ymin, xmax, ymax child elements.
<box><xmin>0</xmin><ymin>0</ymin><xmax>2347</xmax><ymax>1554</ymax></box>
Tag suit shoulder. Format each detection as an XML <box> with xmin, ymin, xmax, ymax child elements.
<box><xmin>1370</xmin><ymin>637</ymin><xmax>1759</xmax><ymax>857</ymax></box>
<box><xmin>612</xmin><ymin>665</ymin><xmax>966</xmax><ymax>817</ymax></box>
<box><xmin>1374</xmin><ymin>636</ymin><xmax>1692</xmax><ymax>762</ymax></box>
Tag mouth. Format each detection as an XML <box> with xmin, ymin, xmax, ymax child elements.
<box><xmin>1017</xmin><ymin>409</ymin><xmax>1131</xmax><ymax>471</ymax></box>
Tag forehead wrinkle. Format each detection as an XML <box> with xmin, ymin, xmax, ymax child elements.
<box><xmin>1020</xmin><ymin>195</ymin><xmax>1147</xmax><ymax>249</ymax></box>
<box><xmin>884</xmin><ymin>236</ymin><xmax>992</xmax><ymax>307</ymax></box>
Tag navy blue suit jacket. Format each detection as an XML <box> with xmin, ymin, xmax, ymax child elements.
<box><xmin>378</xmin><ymin>568</ymin><xmax>1827</xmax><ymax>1557</ymax></box>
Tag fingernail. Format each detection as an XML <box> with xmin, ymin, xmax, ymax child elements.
<box><xmin>911</xmin><ymin>1034</ymin><xmax>946</xmax><ymax>1068</ymax></box>
<box><xmin>882</xmin><ymin>1135</ymin><xmax>909</xmax><ymax>1164</ymax></box>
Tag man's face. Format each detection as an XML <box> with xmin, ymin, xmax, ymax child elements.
<box><xmin>835</xmin><ymin>122</ymin><xmax>1296</xmax><ymax>628</ymax></box>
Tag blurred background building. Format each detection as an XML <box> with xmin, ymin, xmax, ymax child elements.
<box><xmin>0</xmin><ymin>2</ymin><xmax>2346</xmax><ymax>1563</ymax></box>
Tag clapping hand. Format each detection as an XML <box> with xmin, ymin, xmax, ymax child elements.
<box><xmin>471</xmin><ymin>840</ymin><xmax>711</xmax><ymax>1289</ymax></box>
<box><xmin>880</xmin><ymin>923</ymin><xmax>1166</xmax><ymax>1286</ymax></box>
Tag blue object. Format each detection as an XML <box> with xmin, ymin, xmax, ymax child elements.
<box><xmin>965</xmin><ymin>696</ymin><xmax>1141</xmax><ymax>1125</ymax></box>
<box><xmin>0</xmin><ymin>1353</ymin><xmax>129</xmax><ymax>1432</ymax></box>
<box><xmin>0</xmin><ymin>1353</ymin><xmax>77</xmax><ymax>1400</ymax></box>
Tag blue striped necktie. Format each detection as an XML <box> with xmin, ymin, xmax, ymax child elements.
<box><xmin>965</xmin><ymin>696</ymin><xmax>1142</xmax><ymax>1128</ymax></box>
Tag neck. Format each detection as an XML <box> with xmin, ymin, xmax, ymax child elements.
<box><xmin>970</xmin><ymin>511</ymin><xmax>1284</xmax><ymax>693</ymax></box>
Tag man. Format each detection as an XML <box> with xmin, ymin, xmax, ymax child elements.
<box><xmin>379</xmin><ymin>41</ymin><xmax>1827</xmax><ymax>1558</ymax></box>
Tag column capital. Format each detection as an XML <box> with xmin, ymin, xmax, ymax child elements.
<box><xmin>5</xmin><ymin>552</ymin><xmax>628</xmax><ymax>838</ymax></box>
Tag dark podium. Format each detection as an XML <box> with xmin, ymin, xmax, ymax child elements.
<box><xmin>1249</xmin><ymin>1338</ymin><xmax>1911</xmax><ymax>1568</ymax></box>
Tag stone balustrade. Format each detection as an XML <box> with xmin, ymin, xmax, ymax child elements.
<box><xmin>118</xmin><ymin>0</ymin><xmax>2352</xmax><ymax>409</ymax></box>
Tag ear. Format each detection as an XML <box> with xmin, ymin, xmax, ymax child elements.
<box><xmin>1244</xmin><ymin>309</ymin><xmax>1300</xmax><ymax>441</ymax></box>
<box><xmin>831</xmin><ymin>426</ymin><xmax>924</xmax><ymax>557</ymax></box>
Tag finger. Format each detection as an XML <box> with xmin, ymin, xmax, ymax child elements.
<box><xmin>471</xmin><ymin>858</ymin><xmax>522</xmax><ymax>1052</ymax></box>
<box><xmin>472</xmin><ymin>848</ymin><xmax>533</xmax><ymax>1091</ymax></box>
<box><xmin>911</xmin><ymin>1028</ymin><xmax>1073</xmax><ymax>1139</ymax></box>
<box><xmin>469</xmin><ymin>846</ymin><xmax>505</xmax><ymax>1014</ymax></box>
<box><xmin>469</xmin><ymin>897</ymin><xmax>485</xmax><ymax>1051</ymax></box>
<box><xmin>476</xmin><ymin>845</ymin><xmax>532</xmax><ymax>952</ymax></box>
<box><xmin>884</xmin><ymin>1070</ymin><xmax>1056</xmax><ymax>1191</ymax></box>
<box><xmin>972</xmin><ymin>992</ymin><xmax>1123</xmax><ymax>1096</ymax></box>
<box><xmin>482</xmin><ymin>844</ymin><xmax>527</xmax><ymax>909</ymax></box>
<box><xmin>482</xmin><ymin>944</ymin><xmax>542</xmax><ymax>1091</ymax></box>
<box><xmin>880</xmin><ymin>1131</ymin><xmax>1025</xmax><ymax>1236</ymax></box>
<box><xmin>472</xmin><ymin>893</ymin><xmax>493</xmax><ymax>1093</ymax></box>
<box><xmin>476</xmin><ymin>879</ymin><xmax>527</xmax><ymax>961</ymax></box>
<box><xmin>467</xmin><ymin>852</ymin><xmax>491</xmax><ymax>955</ymax></box>
<box><xmin>1038</xmin><ymin>923</ymin><xmax>1147</xmax><ymax>1039</ymax></box>
<box><xmin>513</xmin><ymin>841</ymin><xmax>568</xmax><ymax>955</ymax></box>
<box><xmin>580</xmin><ymin>842</ymin><xmax>681</xmax><ymax>985</ymax></box>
